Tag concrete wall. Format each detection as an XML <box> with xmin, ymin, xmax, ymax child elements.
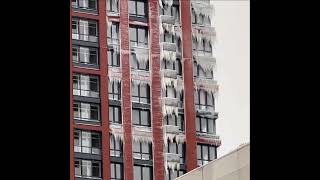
<box><xmin>176</xmin><ymin>143</ymin><xmax>250</xmax><ymax>180</ymax></box>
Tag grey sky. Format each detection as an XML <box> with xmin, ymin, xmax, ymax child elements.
<box><xmin>211</xmin><ymin>0</ymin><xmax>250</xmax><ymax>157</ymax></box>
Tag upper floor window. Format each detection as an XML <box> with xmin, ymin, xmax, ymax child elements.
<box><xmin>130</xmin><ymin>25</ymin><xmax>148</xmax><ymax>48</ymax></box>
<box><xmin>74</xmin><ymin>129</ymin><xmax>101</xmax><ymax>155</ymax></box>
<box><xmin>110</xmin><ymin>163</ymin><xmax>123</xmax><ymax>180</ymax></box>
<box><xmin>132</xmin><ymin>84</ymin><xmax>150</xmax><ymax>104</ymax></box>
<box><xmin>129</xmin><ymin>0</ymin><xmax>148</xmax><ymax>18</ymax></box>
<box><xmin>132</xmin><ymin>108</ymin><xmax>151</xmax><ymax>127</ymax></box>
<box><xmin>72</xmin><ymin>18</ymin><xmax>98</xmax><ymax>42</ymax></box>
<box><xmin>73</xmin><ymin>45</ymin><xmax>99</xmax><ymax>66</ymax></box>
<box><xmin>194</xmin><ymin>90</ymin><xmax>214</xmax><ymax>112</ymax></box>
<box><xmin>134</xmin><ymin>165</ymin><xmax>153</xmax><ymax>180</ymax></box>
<box><xmin>74</xmin><ymin>101</ymin><xmax>100</xmax><ymax>122</ymax></box>
<box><xmin>109</xmin><ymin>105</ymin><xmax>122</xmax><ymax>124</ymax></box>
<box><xmin>193</xmin><ymin>61</ymin><xmax>213</xmax><ymax>79</ymax></box>
<box><xmin>130</xmin><ymin>52</ymin><xmax>149</xmax><ymax>71</ymax></box>
<box><xmin>75</xmin><ymin>159</ymin><xmax>101</xmax><ymax>179</ymax></box>
<box><xmin>73</xmin><ymin>73</ymin><xmax>100</xmax><ymax>98</ymax></box>
<box><xmin>107</xmin><ymin>0</ymin><xmax>119</xmax><ymax>14</ymax></box>
<box><xmin>107</xmin><ymin>22</ymin><xmax>119</xmax><ymax>45</ymax></box>
<box><xmin>176</xmin><ymin>58</ymin><xmax>182</xmax><ymax>75</ymax></box>
<box><xmin>165</xmin><ymin>170</ymin><xmax>185</xmax><ymax>180</ymax></box>
<box><xmin>110</xmin><ymin>134</ymin><xmax>123</xmax><ymax>157</ymax></box>
<box><xmin>196</xmin><ymin>116</ymin><xmax>215</xmax><ymax>134</ymax></box>
<box><xmin>197</xmin><ymin>39</ymin><xmax>212</xmax><ymax>56</ymax></box>
<box><xmin>108</xmin><ymin>46</ymin><xmax>120</xmax><ymax>67</ymax></box>
<box><xmin>133</xmin><ymin>141</ymin><xmax>152</xmax><ymax>160</ymax></box>
<box><xmin>164</xmin><ymin>86</ymin><xmax>176</xmax><ymax>98</ymax></box>
<box><xmin>160</xmin><ymin>4</ymin><xmax>180</xmax><ymax>23</ymax></box>
<box><xmin>108</xmin><ymin>81</ymin><xmax>121</xmax><ymax>100</ymax></box>
<box><xmin>192</xmin><ymin>9</ymin><xmax>211</xmax><ymax>25</ymax></box>
<box><xmin>164</xmin><ymin>114</ymin><xmax>184</xmax><ymax>131</ymax></box>
<box><xmin>166</xmin><ymin>142</ymin><xmax>185</xmax><ymax>164</ymax></box>
<box><xmin>197</xmin><ymin>144</ymin><xmax>216</xmax><ymax>166</ymax></box>
<box><xmin>72</xmin><ymin>0</ymin><xmax>98</xmax><ymax>11</ymax></box>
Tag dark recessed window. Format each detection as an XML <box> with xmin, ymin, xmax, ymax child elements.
<box><xmin>160</xmin><ymin>32</ymin><xmax>175</xmax><ymax>43</ymax></box>
<box><xmin>197</xmin><ymin>39</ymin><xmax>212</xmax><ymax>56</ymax></box>
<box><xmin>134</xmin><ymin>165</ymin><xmax>153</xmax><ymax>180</ymax></box>
<box><xmin>166</xmin><ymin>142</ymin><xmax>185</xmax><ymax>164</ymax></box>
<box><xmin>110</xmin><ymin>162</ymin><xmax>123</xmax><ymax>180</ymax></box>
<box><xmin>176</xmin><ymin>58</ymin><xmax>182</xmax><ymax>75</ymax></box>
<box><xmin>72</xmin><ymin>0</ymin><xmax>98</xmax><ymax>11</ymax></box>
<box><xmin>110</xmin><ymin>134</ymin><xmax>123</xmax><ymax>157</ymax></box>
<box><xmin>192</xmin><ymin>8</ymin><xmax>211</xmax><ymax>25</ymax></box>
<box><xmin>165</xmin><ymin>170</ymin><xmax>185</xmax><ymax>180</ymax></box>
<box><xmin>133</xmin><ymin>141</ymin><xmax>152</xmax><ymax>160</ymax></box>
<box><xmin>73</xmin><ymin>73</ymin><xmax>100</xmax><ymax>98</ymax></box>
<box><xmin>197</xmin><ymin>144</ymin><xmax>216</xmax><ymax>166</ymax></box>
<box><xmin>109</xmin><ymin>106</ymin><xmax>122</xmax><ymax>124</ymax></box>
<box><xmin>164</xmin><ymin>114</ymin><xmax>184</xmax><ymax>131</ymax></box>
<box><xmin>74</xmin><ymin>159</ymin><xmax>101</xmax><ymax>179</ymax></box>
<box><xmin>107</xmin><ymin>22</ymin><xmax>119</xmax><ymax>45</ymax></box>
<box><xmin>130</xmin><ymin>52</ymin><xmax>149</xmax><ymax>71</ymax></box>
<box><xmin>72</xmin><ymin>45</ymin><xmax>99</xmax><ymax>66</ymax></box>
<box><xmin>72</xmin><ymin>18</ymin><xmax>98</xmax><ymax>42</ymax></box>
<box><xmin>130</xmin><ymin>25</ymin><xmax>148</xmax><ymax>48</ymax></box>
<box><xmin>129</xmin><ymin>0</ymin><xmax>148</xmax><ymax>18</ymax></box>
<box><xmin>132</xmin><ymin>108</ymin><xmax>151</xmax><ymax>127</ymax></box>
<box><xmin>74</xmin><ymin>129</ymin><xmax>101</xmax><ymax>155</ymax></box>
<box><xmin>108</xmin><ymin>46</ymin><xmax>120</xmax><ymax>67</ymax></box>
<box><xmin>107</xmin><ymin>0</ymin><xmax>119</xmax><ymax>14</ymax></box>
<box><xmin>131</xmin><ymin>84</ymin><xmax>150</xmax><ymax>104</ymax></box>
<box><xmin>196</xmin><ymin>116</ymin><xmax>215</xmax><ymax>134</ymax></box>
<box><xmin>193</xmin><ymin>61</ymin><xmax>213</xmax><ymax>79</ymax></box>
<box><xmin>194</xmin><ymin>89</ymin><xmax>214</xmax><ymax>112</ymax></box>
<box><xmin>108</xmin><ymin>81</ymin><xmax>121</xmax><ymax>100</ymax></box>
<box><xmin>160</xmin><ymin>4</ymin><xmax>180</xmax><ymax>22</ymax></box>
<box><xmin>164</xmin><ymin>86</ymin><xmax>176</xmax><ymax>98</ymax></box>
<box><xmin>73</xmin><ymin>101</ymin><xmax>100</xmax><ymax>122</ymax></box>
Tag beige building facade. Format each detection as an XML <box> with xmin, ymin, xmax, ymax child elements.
<box><xmin>176</xmin><ymin>143</ymin><xmax>250</xmax><ymax>180</ymax></box>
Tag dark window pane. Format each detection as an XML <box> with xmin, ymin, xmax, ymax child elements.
<box><xmin>134</xmin><ymin>166</ymin><xmax>141</xmax><ymax>180</ymax></box>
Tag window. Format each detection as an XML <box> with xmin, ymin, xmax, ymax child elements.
<box><xmin>72</xmin><ymin>18</ymin><xmax>98</xmax><ymax>42</ymax></box>
<box><xmin>110</xmin><ymin>134</ymin><xmax>123</xmax><ymax>157</ymax></box>
<box><xmin>177</xmin><ymin>91</ymin><xmax>184</xmax><ymax>108</ymax></box>
<box><xmin>176</xmin><ymin>58</ymin><xmax>182</xmax><ymax>75</ymax></box>
<box><xmin>194</xmin><ymin>90</ymin><xmax>214</xmax><ymax>112</ymax></box>
<box><xmin>164</xmin><ymin>86</ymin><xmax>176</xmax><ymax>98</ymax></box>
<box><xmin>165</xmin><ymin>170</ymin><xmax>185</xmax><ymax>180</ymax></box>
<box><xmin>131</xmin><ymin>84</ymin><xmax>150</xmax><ymax>104</ymax></box>
<box><xmin>197</xmin><ymin>144</ymin><xmax>216</xmax><ymax>166</ymax></box>
<box><xmin>73</xmin><ymin>46</ymin><xmax>99</xmax><ymax>66</ymax></box>
<box><xmin>110</xmin><ymin>163</ymin><xmax>123</xmax><ymax>180</ymax></box>
<box><xmin>108</xmin><ymin>46</ymin><xmax>120</xmax><ymax>67</ymax></box>
<box><xmin>160</xmin><ymin>32</ymin><xmax>175</xmax><ymax>43</ymax></box>
<box><xmin>72</xmin><ymin>0</ymin><xmax>98</xmax><ymax>11</ymax></box>
<box><xmin>73</xmin><ymin>73</ymin><xmax>100</xmax><ymax>97</ymax></box>
<box><xmin>129</xmin><ymin>0</ymin><xmax>148</xmax><ymax>18</ymax></box>
<box><xmin>191</xmin><ymin>9</ymin><xmax>211</xmax><ymax>25</ymax></box>
<box><xmin>134</xmin><ymin>165</ymin><xmax>153</xmax><ymax>180</ymax></box>
<box><xmin>107</xmin><ymin>0</ymin><xmax>119</xmax><ymax>13</ymax></box>
<box><xmin>74</xmin><ymin>159</ymin><xmax>101</xmax><ymax>179</ymax></box>
<box><xmin>160</xmin><ymin>4</ymin><xmax>180</xmax><ymax>23</ymax></box>
<box><xmin>108</xmin><ymin>81</ymin><xmax>121</xmax><ymax>100</ymax></box>
<box><xmin>164</xmin><ymin>114</ymin><xmax>185</xmax><ymax>131</ymax></box>
<box><xmin>107</xmin><ymin>22</ymin><xmax>119</xmax><ymax>45</ymax></box>
<box><xmin>130</xmin><ymin>25</ymin><xmax>148</xmax><ymax>48</ymax></box>
<box><xmin>133</xmin><ymin>141</ymin><xmax>152</xmax><ymax>160</ymax></box>
<box><xmin>196</xmin><ymin>116</ymin><xmax>215</xmax><ymax>134</ymax></box>
<box><xmin>132</xmin><ymin>108</ymin><xmax>151</xmax><ymax>127</ymax></box>
<box><xmin>197</xmin><ymin>39</ymin><xmax>212</xmax><ymax>56</ymax></box>
<box><xmin>74</xmin><ymin>102</ymin><xmax>100</xmax><ymax>122</ymax></box>
<box><xmin>109</xmin><ymin>106</ymin><xmax>122</xmax><ymax>124</ymax></box>
<box><xmin>74</xmin><ymin>129</ymin><xmax>101</xmax><ymax>155</ymax></box>
<box><xmin>166</xmin><ymin>142</ymin><xmax>185</xmax><ymax>164</ymax></box>
<box><xmin>193</xmin><ymin>61</ymin><xmax>213</xmax><ymax>79</ymax></box>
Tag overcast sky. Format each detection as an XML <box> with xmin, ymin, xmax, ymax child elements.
<box><xmin>211</xmin><ymin>0</ymin><xmax>250</xmax><ymax>157</ymax></box>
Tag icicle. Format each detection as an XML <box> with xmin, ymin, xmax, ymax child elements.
<box><xmin>132</xmin><ymin>126</ymin><xmax>153</xmax><ymax>143</ymax></box>
<box><xmin>162</xmin><ymin>98</ymin><xmax>178</xmax><ymax>117</ymax></box>
<box><xmin>134</xmin><ymin>48</ymin><xmax>149</xmax><ymax>67</ymax></box>
<box><xmin>195</xmin><ymin>79</ymin><xmax>219</xmax><ymax>96</ymax></box>
<box><xmin>194</xmin><ymin>55</ymin><xmax>216</xmax><ymax>73</ymax></box>
<box><xmin>110</xmin><ymin>124</ymin><xmax>124</xmax><ymax>142</ymax></box>
<box><xmin>160</xmin><ymin>23</ymin><xmax>175</xmax><ymax>35</ymax></box>
<box><xmin>159</xmin><ymin>0</ymin><xmax>173</xmax><ymax>9</ymax></box>
<box><xmin>131</xmin><ymin>79</ymin><xmax>150</xmax><ymax>87</ymax></box>
<box><xmin>165</xmin><ymin>153</ymin><xmax>181</xmax><ymax>172</ymax></box>
<box><xmin>161</xmin><ymin>77</ymin><xmax>177</xmax><ymax>91</ymax></box>
<box><xmin>160</xmin><ymin>49</ymin><xmax>176</xmax><ymax>62</ymax></box>
<box><xmin>108</xmin><ymin>76</ymin><xmax>121</xmax><ymax>84</ymax></box>
<box><xmin>176</xmin><ymin>78</ymin><xmax>184</xmax><ymax>94</ymax></box>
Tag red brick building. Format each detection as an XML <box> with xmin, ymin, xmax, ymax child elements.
<box><xmin>70</xmin><ymin>0</ymin><xmax>220</xmax><ymax>180</ymax></box>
